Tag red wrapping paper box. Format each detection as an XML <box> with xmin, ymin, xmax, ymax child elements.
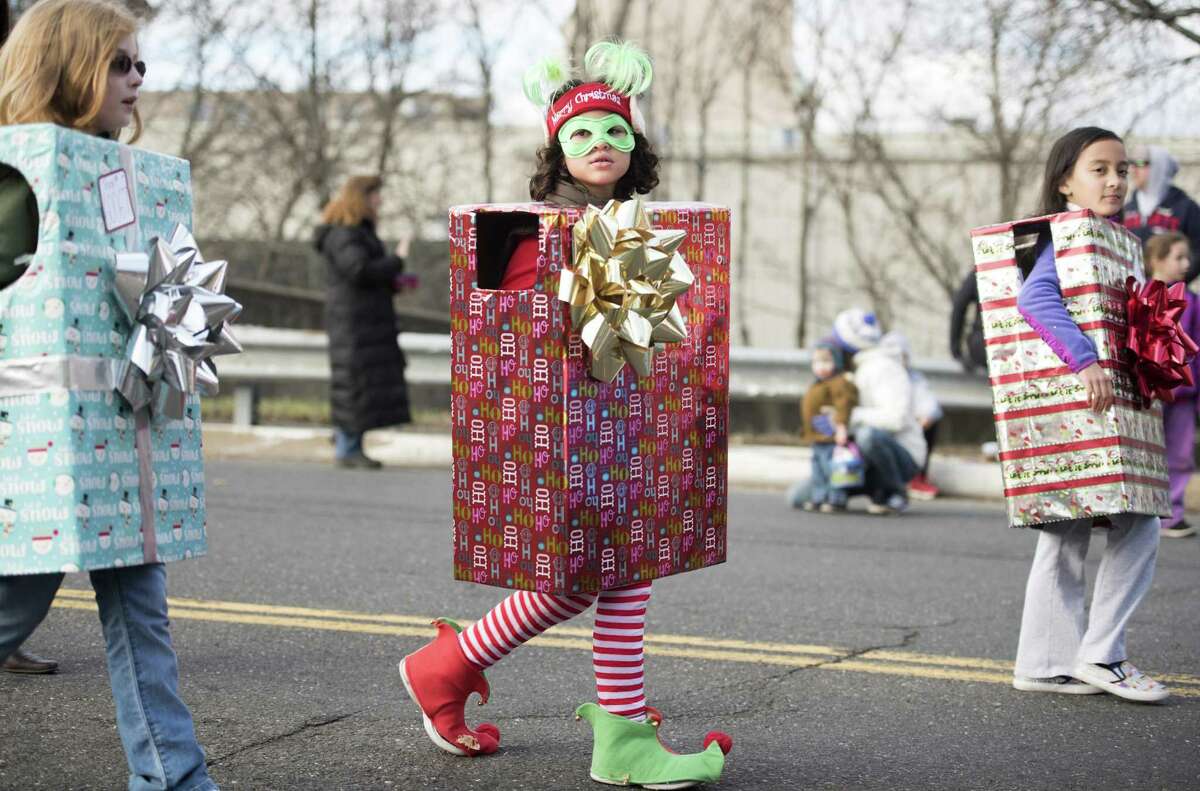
<box><xmin>449</xmin><ymin>202</ymin><xmax>730</xmax><ymax>593</ymax></box>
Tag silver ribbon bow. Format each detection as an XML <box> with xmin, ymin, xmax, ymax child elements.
<box><xmin>113</xmin><ymin>225</ymin><xmax>242</xmax><ymax>420</ymax></box>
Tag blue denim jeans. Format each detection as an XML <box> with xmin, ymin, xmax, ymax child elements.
<box><xmin>0</xmin><ymin>564</ymin><xmax>217</xmax><ymax>791</ymax></box>
<box><xmin>854</xmin><ymin>426</ymin><xmax>919</xmax><ymax>503</ymax></box>
<box><xmin>808</xmin><ymin>443</ymin><xmax>847</xmax><ymax>507</ymax></box>
<box><xmin>787</xmin><ymin>428</ymin><xmax>918</xmax><ymax>508</ymax></box>
<box><xmin>334</xmin><ymin>428</ymin><xmax>363</xmax><ymax>459</ymax></box>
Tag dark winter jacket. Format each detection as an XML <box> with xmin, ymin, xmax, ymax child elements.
<box><xmin>314</xmin><ymin>220</ymin><xmax>411</xmax><ymax>433</ymax></box>
<box><xmin>949</xmin><ymin>270</ymin><xmax>986</xmax><ymax>371</ymax></box>
<box><xmin>1123</xmin><ymin>147</ymin><xmax>1200</xmax><ymax>283</ymax></box>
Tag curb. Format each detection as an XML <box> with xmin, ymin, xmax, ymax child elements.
<box><xmin>202</xmin><ymin>424</ymin><xmax>1006</xmax><ymax>500</ymax></box>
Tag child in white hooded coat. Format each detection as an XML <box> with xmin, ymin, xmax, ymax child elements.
<box><xmin>833</xmin><ymin>309</ymin><xmax>927</xmax><ymax>514</ymax></box>
<box><xmin>881</xmin><ymin>332</ymin><xmax>943</xmax><ymax>500</ymax></box>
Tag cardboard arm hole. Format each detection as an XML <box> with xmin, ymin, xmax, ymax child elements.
<box><xmin>474</xmin><ymin>211</ymin><xmax>540</xmax><ymax>290</ymax></box>
<box><xmin>1012</xmin><ymin>220</ymin><xmax>1051</xmax><ymax>282</ymax></box>
<box><xmin>0</xmin><ymin>163</ymin><xmax>40</xmax><ymax>295</ymax></box>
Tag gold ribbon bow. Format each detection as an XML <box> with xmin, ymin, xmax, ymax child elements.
<box><xmin>557</xmin><ymin>199</ymin><xmax>694</xmax><ymax>382</ymax></box>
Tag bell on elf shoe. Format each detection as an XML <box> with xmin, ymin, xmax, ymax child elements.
<box><xmin>575</xmin><ymin>702</ymin><xmax>731</xmax><ymax>789</ymax></box>
<box><xmin>398</xmin><ymin>619</ymin><xmax>501</xmax><ymax>756</ymax></box>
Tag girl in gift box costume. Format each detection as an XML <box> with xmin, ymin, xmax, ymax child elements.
<box><xmin>0</xmin><ymin>2</ymin><xmax>219</xmax><ymax>788</ymax></box>
<box><xmin>399</xmin><ymin>42</ymin><xmax>731</xmax><ymax>788</ymax></box>
<box><xmin>1010</xmin><ymin>127</ymin><xmax>1169</xmax><ymax>702</ymax></box>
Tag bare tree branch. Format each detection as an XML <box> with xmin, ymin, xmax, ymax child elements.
<box><xmin>1098</xmin><ymin>0</ymin><xmax>1200</xmax><ymax>45</ymax></box>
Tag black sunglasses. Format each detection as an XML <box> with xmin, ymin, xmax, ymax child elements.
<box><xmin>111</xmin><ymin>54</ymin><xmax>146</xmax><ymax>78</ymax></box>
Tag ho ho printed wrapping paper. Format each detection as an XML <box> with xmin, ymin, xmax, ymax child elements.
<box><xmin>449</xmin><ymin>202</ymin><xmax>730</xmax><ymax>594</ymax></box>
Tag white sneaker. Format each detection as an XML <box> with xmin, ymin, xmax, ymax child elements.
<box><xmin>1012</xmin><ymin>675</ymin><xmax>1103</xmax><ymax>695</ymax></box>
<box><xmin>1161</xmin><ymin>521</ymin><xmax>1196</xmax><ymax>538</ymax></box>
<box><xmin>1073</xmin><ymin>661</ymin><xmax>1170</xmax><ymax>703</ymax></box>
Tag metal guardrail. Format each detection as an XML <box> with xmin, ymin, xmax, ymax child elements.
<box><xmin>220</xmin><ymin>325</ymin><xmax>993</xmax><ymax>425</ymax></box>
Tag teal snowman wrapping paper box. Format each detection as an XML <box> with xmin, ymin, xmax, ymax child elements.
<box><xmin>0</xmin><ymin>124</ymin><xmax>241</xmax><ymax>575</ymax></box>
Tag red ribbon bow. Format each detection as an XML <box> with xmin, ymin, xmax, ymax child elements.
<box><xmin>1124</xmin><ymin>276</ymin><xmax>1199</xmax><ymax>406</ymax></box>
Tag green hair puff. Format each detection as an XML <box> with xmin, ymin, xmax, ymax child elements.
<box><xmin>584</xmin><ymin>40</ymin><xmax>653</xmax><ymax>96</ymax></box>
<box><xmin>522</xmin><ymin>55</ymin><xmax>573</xmax><ymax>106</ymax></box>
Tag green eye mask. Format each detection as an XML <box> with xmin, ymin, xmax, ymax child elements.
<box><xmin>557</xmin><ymin>114</ymin><xmax>636</xmax><ymax>158</ymax></box>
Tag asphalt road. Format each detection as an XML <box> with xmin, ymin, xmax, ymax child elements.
<box><xmin>1</xmin><ymin>461</ymin><xmax>1197</xmax><ymax>790</ymax></box>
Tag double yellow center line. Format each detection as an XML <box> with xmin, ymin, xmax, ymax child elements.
<box><xmin>52</xmin><ymin>588</ymin><xmax>1200</xmax><ymax>697</ymax></box>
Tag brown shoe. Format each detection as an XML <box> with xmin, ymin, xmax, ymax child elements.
<box><xmin>336</xmin><ymin>452</ymin><xmax>383</xmax><ymax>470</ymax></box>
<box><xmin>3</xmin><ymin>647</ymin><xmax>58</xmax><ymax>674</ymax></box>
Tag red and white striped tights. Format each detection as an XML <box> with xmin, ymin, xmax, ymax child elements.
<box><xmin>457</xmin><ymin>583</ymin><xmax>652</xmax><ymax>721</ymax></box>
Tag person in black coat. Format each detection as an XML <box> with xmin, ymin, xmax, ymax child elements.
<box><xmin>949</xmin><ymin>269</ymin><xmax>986</xmax><ymax>373</ymax></box>
<box><xmin>314</xmin><ymin>175</ymin><xmax>413</xmax><ymax>469</ymax></box>
<box><xmin>1124</xmin><ymin>144</ymin><xmax>1200</xmax><ymax>283</ymax></box>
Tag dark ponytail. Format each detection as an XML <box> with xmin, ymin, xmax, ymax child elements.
<box><xmin>1037</xmin><ymin>127</ymin><xmax>1122</xmax><ymax>216</ymax></box>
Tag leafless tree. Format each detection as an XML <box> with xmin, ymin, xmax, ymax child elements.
<box><xmin>361</xmin><ymin>1</ymin><xmax>433</xmax><ymax>175</ymax></box>
<box><xmin>457</xmin><ymin>0</ymin><xmax>544</xmax><ymax>203</ymax></box>
<box><xmin>155</xmin><ymin>0</ymin><xmax>436</xmax><ymax>239</ymax></box>
<box><xmin>761</xmin><ymin>0</ymin><xmax>832</xmax><ymax>345</ymax></box>
<box><xmin>566</xmin><ymin>0</ymin><xmax>635</xmax><ymax>63</ymax></box>
<box><xmin>817</xmin><ymin>0</ymin><xmax>1126</xmax><ymax>314</ymax></box>
<box><xmin>211</xmin><ymin>0</ymin><xmax>345</xmax><ymax>237</ymax></box>
<box><xmin>730</xmin><ymin>4</ymin><xmax>779</xmax><ymax>345</ymax></box>
<box><xmin>153</xmin><ymin>0</ymin><xmax>252</xmax><ymax>170</ymax></box>
<box><xmin>944</xmin><ymin>0</ymin><xmax>1119</xmax><ymax>221</ymax></box>
<box><xmin>1097</xmin><ymin>0</ymin><xmax>1200</xmax><ymax>46</ymax></box>
<box><xmin>461</xmin><ymin>0</ymin><xmax>497</xmax><ymax>202</ymax></box>
<box><xmin>10</xmin><ymin>0</ymin><xmax>155</xmax><ymax>14</ymax></box>
<box><xmin>688</xmin><ymin>1</ymin><xmax>735</xmax><ymax>201</ymax></box>
<box><xmin>648</xmin><ymin>14</ymin><xmax>687</xmax><ymax>196</ymax></box>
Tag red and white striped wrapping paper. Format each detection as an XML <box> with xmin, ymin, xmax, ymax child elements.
<box><xmin>970</xmin><ymin>210</ymin><xmax>1170</xmax><ymax>528</ymax></box>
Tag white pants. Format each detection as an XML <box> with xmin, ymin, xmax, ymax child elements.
<box><xmin>1014</xmin><ymin>513</ymin><xmax>1160</xmax><ymax>678</ymax></box>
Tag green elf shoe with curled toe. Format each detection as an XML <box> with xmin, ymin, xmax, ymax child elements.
<box><xmin>575</xmin><ymin>703</ymin><xmax>731</xmax><ymax>789</ymax></box>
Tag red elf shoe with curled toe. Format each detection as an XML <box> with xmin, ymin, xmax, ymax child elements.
<box><xmin>399</xmin><ymin>618</ymin><xmax>500</xmax><ymax>756</ymax></box>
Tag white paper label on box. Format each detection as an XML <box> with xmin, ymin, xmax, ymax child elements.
<box><xmin>98</xmin><ymin>169</ymin><xmax>136</xmax><ymax>232</ymax></box>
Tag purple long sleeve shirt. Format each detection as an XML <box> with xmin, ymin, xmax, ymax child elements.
<box><xmin>1016</xmin><ymin>236</ymin><xmax>1099</xmax><ymax>373</ymax></box>
<box><xmin>1173</xmin><ymin>289</ymin><xmax>1200</xmax><ymax>401</ymax></box>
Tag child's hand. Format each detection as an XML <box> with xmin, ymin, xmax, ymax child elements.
<box><xmin>1079</xmin><ymin>363</ymin><xmax>1113</xmax><ymax>413</ymax></box>
<box><xmin>835</xmin><ymin>424</ymin><xmax>849</xmax><ymax>446</ymax></box>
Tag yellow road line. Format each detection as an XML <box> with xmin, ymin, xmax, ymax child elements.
<box><xmin>53</xmin><ymin>587</ymin><xmax>846</xmax><ymax>659</ymax></box>
<box><xmin>50</xmin><ymin>590</ymin><xmax>1200</xmax><ymax>696</ymax></box>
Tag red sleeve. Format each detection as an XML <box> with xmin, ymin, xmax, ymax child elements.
<box><xmin>499</xmin><ymin>235</ymin><xmax>540</xmax><ymax>290</ymax></box>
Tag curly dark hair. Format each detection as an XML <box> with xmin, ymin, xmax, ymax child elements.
<box><xmin>528</xmin><ymin>81</ymin><xmax>660</xmax><ymax>201</ymax></box>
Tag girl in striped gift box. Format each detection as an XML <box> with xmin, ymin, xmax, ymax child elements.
<box><xmin>1010</xmin><ymin>127</ymin><xmax>1169</xmax><ymax>703</ymax></box>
